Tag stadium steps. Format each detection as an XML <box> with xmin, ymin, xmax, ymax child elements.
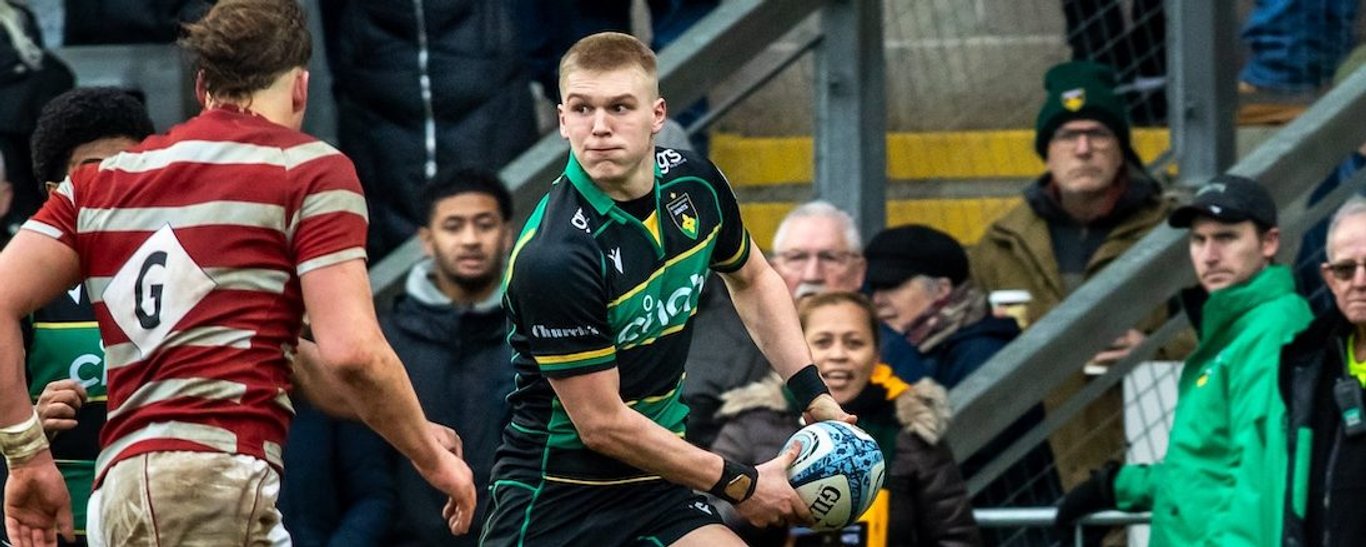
<box><xmin>715</xmin><ymin>128</ymin><xmax>1174</xmax><ymax>248</ymax></box>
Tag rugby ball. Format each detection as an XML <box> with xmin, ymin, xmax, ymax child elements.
<box><xmin>782</xmin><ymin>420</ymin><xmax>886</xmax><ymax>531</ymax></box>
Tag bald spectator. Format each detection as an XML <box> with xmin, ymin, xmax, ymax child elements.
<box><xmin>1281</xmin><ymin>195</ymin><xmax>1366</xmax><ymax>547</ymax></box>
<box><xmin>970</xmin><ymin>60</ymin><xmax>1177</xmax><ymax>490</ymax></box>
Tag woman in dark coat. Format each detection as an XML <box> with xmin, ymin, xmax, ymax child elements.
<box><xmin>711</xmin><ymin>291</ymin><xmax>981</xmax><ymax>547</ymax></box>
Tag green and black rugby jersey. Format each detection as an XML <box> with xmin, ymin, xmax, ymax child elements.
<box><xmin>22</xmin><ymin>284</ymin><xmax>106</xmax><ymax>533</ymax></box>
<box><xmin>499</xmin><ymin>146</ymin><xmax>751</xmax><ymax>485</ymax></box>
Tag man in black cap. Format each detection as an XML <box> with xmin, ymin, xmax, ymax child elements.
<box><xmin>864</xmin><ymin>224</ymin><xmax>1061</xmax><ymax>545</ymax></box>
<box><xmin>1055</xmin><ymin>174</ymin><xmax>1312</xmax><ymax>545</ymax></box>
<box><xmin>968</xmin><ymin>60</ymin><xmax>1178</xmax><ymax>491</ymax></box>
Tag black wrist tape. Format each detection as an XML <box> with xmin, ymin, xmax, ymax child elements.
<box><xmin>708</xmin><ymin>459</ymin><xmax>758</xmax><ymax>505</ymax></box>
<box><xmin>786</xmin><ymin>364</ymin><xmax>830</xmax><ymax>410</ymax></box>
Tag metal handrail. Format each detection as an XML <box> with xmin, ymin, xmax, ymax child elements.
<box><xmin>973</xmin><ymin>508</ymin><xmax>1150</xmax><ymax>528</ymax></box>
<box><xmin>974</xmin><ymin>508</ymin><xmax>1152</xmax><ymax>547</ymax></box>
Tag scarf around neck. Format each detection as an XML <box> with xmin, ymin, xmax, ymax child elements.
<box><xmin>903</xmin><ymin>281</ymin><xmax>989</xmax><ymax>352</ymax></box>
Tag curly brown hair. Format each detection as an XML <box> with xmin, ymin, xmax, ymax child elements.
<box><xmin>179</xmin><ymin>0</ymin><xmax>311</xmax><ymax>100</ymax></box>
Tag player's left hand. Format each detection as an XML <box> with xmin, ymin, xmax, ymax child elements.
<box><xmin>802</xmin><ymin>393</ymin><xmax>856</xmax><ymax>426</ymax></box>
<box><xmin>4</xmin><ymin>451</ymin><xmax>75</xmax><ymax>547</ymax></box>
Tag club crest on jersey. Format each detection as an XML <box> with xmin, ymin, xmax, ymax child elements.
<box><xmin>667</xmin><ymin>194</ymin><xmax>699</xmax><ymax>240</ymax></box>
<box><xmin>1061</xmin><ymin>88</ymin><xmax>1086</xmax><ymax>111</ymax></box>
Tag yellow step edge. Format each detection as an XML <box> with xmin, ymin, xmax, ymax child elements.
<box><xmin>742</xmin><ymin>196</ymin><xmax>1022</xmax><ymax>252</ymax></box>
<box><xmin>712</xmin><ymin>129</ymin><xmax>1173</xmax><ymax>186</ymax></box>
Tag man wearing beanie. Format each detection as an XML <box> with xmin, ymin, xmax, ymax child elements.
<box><xmin>1055</xmin><ymin>175</ymin><xmax>1311</xmax><ymax>546</ymax></box>
<box><xmin>866</xmin><ymin>225</ymin><xmax>1061</xmax><ymax>546</ymax></box>
<box><xmin>969</xmin><ymin>60</ymin><xmax>1177</xmax><ymax>492</ymax></box>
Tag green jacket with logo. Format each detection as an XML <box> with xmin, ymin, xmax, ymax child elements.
<box><xmin>1113</xmin><ymin>265</ymin><xmax>1311</xmax><ymax>546</ymax></box>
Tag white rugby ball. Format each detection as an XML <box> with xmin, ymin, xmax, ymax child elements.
<box><xmin>782</xmin><ymin>420</ymin><xmax>886</xmax><ymax>531</ymax></box>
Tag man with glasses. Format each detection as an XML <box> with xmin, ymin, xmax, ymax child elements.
<box><xmin>683</xmin><ymin>201</ymin><xmax>866</xmax><ymax>447</ymax></box>
<box><xmin>969</xmin><ymin>60</ymin><xmax>1177</xmax><ymax>492</ymax></box>
<box><xmin>1281</xmin><ymin>195</ymin><xmax>1366</xmax><ymax>546</ymax></box>
<box><xmin>1056</xmin><ymin>174</ymin><xmax>1311</xmax><ymax>545</ymax></box>
<box><xmin>768</xmin><ymin>201</ymin><xmax>866</xmax><ymax>298</ymax></box>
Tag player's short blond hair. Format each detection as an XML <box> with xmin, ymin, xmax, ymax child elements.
<box><xmin>558</xmin><ymin>32</ymin><xmax>658</xmax><ymax>97</ymax></box>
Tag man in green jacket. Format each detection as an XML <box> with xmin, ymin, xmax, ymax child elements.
<box><xmin>1054</xmin><ymin>175</ymin><xmax>1313</xmax><ymax>546</ymax></box>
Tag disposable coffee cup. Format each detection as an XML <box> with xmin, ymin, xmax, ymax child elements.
<box><xmin>989</xmin><ymin>290</ymin><xmax>1033</xmax><ymax>329</ymax></box>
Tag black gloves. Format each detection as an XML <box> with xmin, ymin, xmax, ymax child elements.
<box><xmin>1054</xmin><ymin>461</ymin><xmax>1120</xmax><ymax>539</ymax></box>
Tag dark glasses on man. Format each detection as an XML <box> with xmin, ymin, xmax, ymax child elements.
<box><xmin>1324</xmin><ymin>260</ymin><xmax>1366</xmax><ymax>281</ymax></box>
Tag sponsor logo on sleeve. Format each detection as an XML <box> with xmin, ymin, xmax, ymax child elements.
<box><xmin>531</xmin><ymin>324</ymin><xmax>601</xmax><ymax>339</ymax></box>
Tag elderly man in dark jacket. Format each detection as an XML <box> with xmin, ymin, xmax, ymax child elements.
<box><xmin>380</xmin><ymin>169</ymin><xmax>515</xmax><ymax>546</ymax></box>
<box><xmin>1281</xmin><ymin>195</ymin><xmax>1366</xmax><ymax>547</ymax></box>
<box><xmin>866</xmin><ymin>225</ymin><xmax>1061</xmax><ymax>546</ymax></box>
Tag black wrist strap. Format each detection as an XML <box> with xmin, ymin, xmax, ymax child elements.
<box><xmin>786</xmin><ymin>364</ymin><xmax>830</xmax><ymax>410</ymax></box>
<box><xmin>708</xmin><ymin>459</ymin><xmax>758</xmax><ymax>505</ymax></box>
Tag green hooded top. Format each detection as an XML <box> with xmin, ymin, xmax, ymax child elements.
<box><xmin>1113</xmin><ymin>265</ymin><xmax>1311</xmax><ymax>546</ymax></box>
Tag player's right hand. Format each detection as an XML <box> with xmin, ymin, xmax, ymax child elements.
<box><xmin>4</xmin><ymin>450</ymin><xmax>75</xmax><ymax>547</ymax></box>
<box><xmin>35</xmin><ymin>380</ymin><xmax>87</xmax><ymax>439</ymax></box>
<box><xmin>803</xmin><ymin>393</ymin><xmax>857</xmax><ymax>427</ymax></box>
<box><xmin>428</xmin><ymin>421</ymin><xmax>464</xmax><ymax>458</ymax></box>
<box><xmin>734</xmin><ymin>441</ymin><xmax>813</xmax><ymax>528</ymax></box>
<box><xmin>415</xmin><ymin>449</ymin><xmax>478</xmax><ymax>536</ymax></box>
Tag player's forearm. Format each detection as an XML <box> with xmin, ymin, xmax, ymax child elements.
<box><xmin>291</xmin><ymin>339</ymin><xmax>361</xmax><ymax>420</ymax></box>
<box><xmin>0</xmin><ymin>316</ymin><xmax>34</xmax><ymax>426</ymax></box>
<box><xmin>321</xmin><ymin>344</ymin><xmax>443</xmax><ymax>473</ymax></box>
<box><xmin>578</xmin><ymin>406</ymin><xmax>724</xmax><ymax>491</ymax></box>
<box><xmin>0</xmin><ymin>234</ymin><xmax>75</xmax><ymax>427</ymax></box>
<box><xmin>724</xmin><ymin>265</ymin><xmax>812</xmax><ymax>380</ymax></box>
